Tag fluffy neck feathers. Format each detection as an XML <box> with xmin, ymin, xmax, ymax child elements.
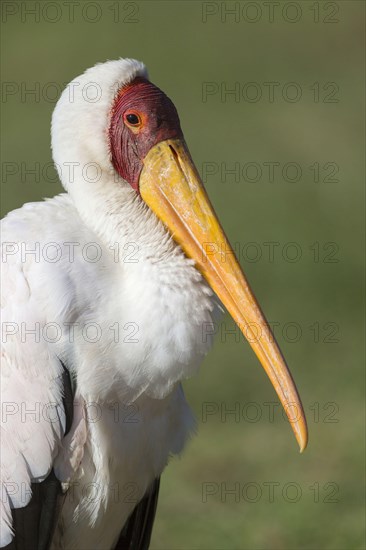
<box><xmin>51</xmin><ymin>59</ymin><xmax>151</xmax><ymax>248</ymax></box>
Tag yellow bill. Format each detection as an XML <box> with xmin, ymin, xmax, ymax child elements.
<box><xmin>139</xmin><ymin>138</ymin><xmax>308</xmax><ymax>452</ymax></box>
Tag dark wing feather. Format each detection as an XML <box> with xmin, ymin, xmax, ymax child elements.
<box><xmin>3</xmin><ymin>471</ymin><xmax>62</xmax><ymax>550</ymax></box>
<box><xmin>114</xmin><ymin>478</ymin><xmax>161</xmax><ymax>550</ymax></box>
<box><xmin>2</xmin><ymin>362</ymin><xmax>73</xmax><ymax>550</ymax></box>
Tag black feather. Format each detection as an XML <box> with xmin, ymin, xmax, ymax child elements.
<box><xmin>114</xmin><ymin>478</ymin><xmax>160</xmax><ymax>550</ymax></box>
<box><xmin>3</xmin><ymin>362</ymin><xmax>73</xmax><ymax>550</ymax></box>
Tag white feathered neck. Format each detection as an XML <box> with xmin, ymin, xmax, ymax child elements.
<box><xmin>51</xmin><ymin>59</ymin><xmax>159</xmax><ymax>249</ymax></box>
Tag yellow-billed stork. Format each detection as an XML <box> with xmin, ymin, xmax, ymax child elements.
<box><xmin>0</xmin><ymin>59</ymin><xmax>307</xmax><ymax>549</ymax></box>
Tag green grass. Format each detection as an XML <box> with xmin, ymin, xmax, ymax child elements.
<box><xmin>1</xmin><ymin>1</ymin><xmax>364</xmax><ymax>548</ymax></box>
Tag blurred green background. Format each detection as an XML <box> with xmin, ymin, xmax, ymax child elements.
<box><xmin>1</xmin><ymin>1</ymin><xmax>364</xmax><ymax>549</ymax></box>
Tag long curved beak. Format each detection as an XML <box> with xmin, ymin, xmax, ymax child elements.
<box><xmin>139</xmin><ymin>138</ymin><xmax>308</xmax><ymax>452</ymax></box>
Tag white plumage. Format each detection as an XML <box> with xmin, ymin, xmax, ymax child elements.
<box><xmin>1</xmin><ymin>59</ymin><xmax>218</xmax><ymax>548</ymax></box>
<box><xmin>1</xmin><ymin>57</ymin><xmax>307</xmax><ymax>549</ymax></box>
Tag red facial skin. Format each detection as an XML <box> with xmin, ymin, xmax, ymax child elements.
<box><xmin>109</xmin><ymin>77</ymin><xmax>183</xmax><ymax>192</ymax></box>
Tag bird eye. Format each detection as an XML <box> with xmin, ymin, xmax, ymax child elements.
<box><xmin>124</xmin><ymin>112</ymin><xmax>141</xmax><ymax>127</ymax></box>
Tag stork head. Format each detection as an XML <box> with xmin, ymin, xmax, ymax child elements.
<box><xmin>109</xmin><ymin>77</ymin><xmax>182</xmax><ymax>191</ymax></box>
<box><xmin>52</xmin><ymin>59</ymin><xmax>308</xmax><ymax>451</ymax></box>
